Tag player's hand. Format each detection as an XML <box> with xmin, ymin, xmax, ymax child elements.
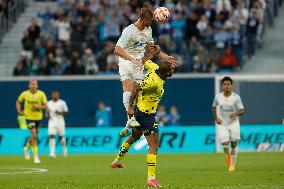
<box><xmin>215</xmin><ymin>118</ymin><xmax>222</xmax><ymax>124</ymax></box>
<box><xmin>166</xmin><ymin>56</ymin><xmax>177</xmax><ymax>67</ymax></box>
<box><xmin>129</xmin><ymin>57</ymin><xmax>141</xmax><ymax>65</ymax></box>
<box><xmin>45</xmin><ymin>112</ymin><xmax>49</xmax><ymax>118</ymax></box>
<box><xmin>55</xmin><ymin>111</ymin><xmax>63</xmax><ymax>115</ymax></box>
<box><xmin>127</xmin><ymin>106</ymin><xmax>134</xmax><ymax>118</ymax></box>
<box><xmin>17</xmin><ymin>111</ymin><xmax>24</xmax><ymax>116</ymax></box>
<box><xmin>229</xmin><ymin>112</ymin><xmax>238</xmax><ymax>119</ymax></box>
<box><xmin>148</xmin><ymin>44</ymin><xmax>161</xmax><ymax>56</ymax></box>
<box><xmin>32</xmin><ymin>104</ymin><xmax>41</xmax><ymax>110</ymax></box>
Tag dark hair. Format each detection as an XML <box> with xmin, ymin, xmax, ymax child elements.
<box><xmin>221</xmin><ymin>76</ymin><xmax>233</xmax><ymax>84</ymax></box>
<box><xmin>139</xmin><ymin>6</ymin><xmax>153</xmax><ymax>20</ymax></box>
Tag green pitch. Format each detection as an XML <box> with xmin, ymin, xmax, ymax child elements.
<box><xmin>0</xmin><ymin>153</ymin><xmax>284</xmax><ymax>189</ymax></box>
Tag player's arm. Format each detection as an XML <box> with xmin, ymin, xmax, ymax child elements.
<box><xmin>16</xmin><ymin>92</ymin><xmax>25</xmax><ymax>115</ymax></box>
<box><xmin>32</xmin><ymin>92</ymin><xmax>48</xmax><ymax>110</ymax></box>
<box><xmin>229</xmin><ymin>108</ymin><xmax>245</xmax><ymax>119</ymax></box>
<box><xmin>157</xmin><ymin>51</ymin><xmax>177</xmax><ymax>67</ymax></box>
<box><xmin>114</xmin><ymin>46</ymin><xmax>140</xmax><ymax>65</ymax></box>
<box><xmin>230</xmin><ymin>96</ymin><xmax>245</xmax><ymax>118</ymax></box>
<box><xmin>127</xmin><ymin>83</ymin><xmax>141</xmax><ymax>118</ymax></box>
<box><xmin>16</xmin><ymin>101</ymin><xmax>24</xmax><ymax>115</ymax></box>
<box><xmin>212</xmin><ymin>107</ymin><xmax>222</xmax><ymax>124</ymax></box>
<box><xmin>142</xmin><ymin>44</ymin><xmax>161</xmax><ymax>63</ymax></box>
<box><xmin>55</xmin><ymin>110</ymin><xmax>68</xmax><ymax>116</ymax></box>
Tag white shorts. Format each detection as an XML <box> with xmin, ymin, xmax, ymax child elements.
<box><xmin>217</xmin><ymin>122</ymin><xmax>240</xmax><ymax>143</ymax></box>
<box><xmin>118</xmin><ymin>58</ymin><xmax>144</xmax><ymax>82</ymax></box>
<box><xmin>48</xmin><ymin>121</ymin><xmax>65</xmax><ymax>136</ymax></box>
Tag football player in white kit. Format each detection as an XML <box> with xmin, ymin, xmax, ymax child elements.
<box><xmin>114</xmin><ymin>6</ymin><xmax>177</xmax><ymax>137</ymax></box>
<box><xmin>212</xmin><ymin>76</ymin><xmax>245</xmax><ymax>172</ymax></box>
<box><xmin>46</xmin><ymin>91</ymin><xmax>69</xmax><ymax>158</ymax></box>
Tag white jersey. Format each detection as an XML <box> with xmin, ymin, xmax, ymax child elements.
<box><xmin>47</xmin><ymin>99</ymin><xmax>68</xmax><ymax>123</ymax></box>
<box><xmin>116</xmin><ymin>24</ymin><xmax>154</xmax><ymax>60</ymax></box>
<box><xmin>212</xmin><ymin>92</ymin><xmax>244</xmax><ymax>126</ymax></box>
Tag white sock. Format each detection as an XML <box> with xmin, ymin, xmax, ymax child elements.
<box><xmin>231</xmin><ymin>147</ymin><xmax>238</xmax><ymax>167</ymax></box>
<box><xmin>49</xmin><ymin>138</ymin><xmax>55</xmax><ymax>155</ymax></box>
<box><xmin>223</xmin><ymin>144</ymin><xmax>230</xmax><ymax>155</ymax></box>
<box><xmin>123</xmin><ymin>91</ymin><xmax>131</xmax><ymax>112</ymax></box>
<box><xmin>60</xmin><ymin>137</ymin><xmax>67</xmax><ymax>150</ymax></box>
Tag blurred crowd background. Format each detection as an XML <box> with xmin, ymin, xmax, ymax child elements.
<box><xmin>2</xmin><ymin>0</ymin><xmax>280</xmax><ymax>76</ymax></box>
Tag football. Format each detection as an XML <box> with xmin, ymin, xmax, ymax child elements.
<box><xmin>154</xmin><ymin>7</ymin><xmax>170</xmax><ymax>23</ymax></box>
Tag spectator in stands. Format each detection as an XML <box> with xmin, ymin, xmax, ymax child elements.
<box><xmin>189</xmin><ymin>36</ymin><xmax>201</xmax><ymax>57</ymax></box>
<box><xmin>27</xmin><ymin>18</ymin><xmax>41</xmax><ymax>44</ymax></box>
<box><xmin>229</xmin><ymin>24</ymin><xmax>244</xmax><ymax>67</ymax></box>
<box><xmin>219</xmin><ymin>47</ymin><xmax>237</xmax><ymax>71</ymax></box>
<box><xmin>13</xmin><ymin>55</ymin><xmax>28</xmax><ymax>76</ymax></box>
<box><xmin>13</xmin><ymin>0</ymin><xmax>276</xmax><ymax>76</ymax></box>
<box><xmin>29</xmin><ymin>59</ymin><xmax>40</xmax><ymax>76</ymax></box>
<box><xmin>203</xmin><ymin>0</ymin><xmax>216</xmax><ymax>26</ymax></box>
<box><xmin>214</xmin><ymin>27</ymin><xmax>228</xmax><ymax>53</ymax></box>
<box><xmin>82</xmin><ymin>48</ymin><xmax>98</xmax><ymax>74</ymax></box>
<box><xmin>234</xmin><ymin>0</ymin><xmax>249</xmax><ymax>35</ymax></box>
<box><xmin>197</xmin><ymin>15</ymin><xmax>209</xmax><ymax>37</ymax></box>
<box><xmin>95</xmin><ymin>101</ymin><xmax>112</xmax><ymax>127</ymax></box>
<box><xmin>56</xmin><ymin>13</ymin><xmax>71</xmax><ymax>43</ymax></box>
<box><xmin>246</xmin><ymin>9</ymin><xmax>259</xmax><ymax>59</ymax></box>
<box><xmin>21</xmin><ymin>30</ymin><xmax>34</xmax><ymax>61</ymax></box>
<box><xmin>106</xmin><ymin>53</ymin><xmax>118</xmax><ymax>73</ymax></box>
<box><xmin>168</xmin><ymin>106</ymin><xmax>181</xmax><ymax>126</ymax></box>
<box><xmin>156</xmin><ymin>105</ymin><xmax>168</xmax><ymax>127</ymax></box>
<box><xmin>37</xmin><ymin>6</ymin><xmax>55</xmax><ymax>28</ymax></box>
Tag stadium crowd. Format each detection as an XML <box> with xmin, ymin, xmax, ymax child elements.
<box><xmin>13</xmin><ymin>0</ymin><xmax>280</xmax><ymax>76</ymax></box>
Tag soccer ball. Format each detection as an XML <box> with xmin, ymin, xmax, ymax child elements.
<box><xmin>154</xmin><ymin>7</ymin><xmax>170</xmax><ymax>23</ymax></box>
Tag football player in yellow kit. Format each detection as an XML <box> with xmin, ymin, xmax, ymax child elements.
<box><xmin>111</xmin><ymin>45</ymin><xmax>175</xmax><ymax>187</ymax></box>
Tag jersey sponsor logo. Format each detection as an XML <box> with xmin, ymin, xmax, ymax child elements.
<box><xmin>220</xmin><ymin>106</ymin><xmax>233</xmax><ymax>113</ymax></box>
<box><xmin>133</xmin><ymin>41</ymin><xmax>146</xmax><ymax>47</ymax></box>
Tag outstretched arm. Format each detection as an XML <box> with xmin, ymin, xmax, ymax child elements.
<box><xmin>114</xmin><ymin>46</ymin><xmax>141</xmax><ymax>65</ymax></box>
<box><xmin>127</xmin><ymin>83</ymin><xmax>141</xmax><ymax>118</ymax></box>
<box><xmin>158</xmin><ymin>51</ymin><xmax>177</xmax><ymax>67</ymax></box>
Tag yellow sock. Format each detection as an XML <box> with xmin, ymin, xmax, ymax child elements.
<box><xmin>31</xmin><ymin>145</ymin><xmax>38</xmax><ymax>155</ymax></box>
<box><xmin>26</xmin><ymin>141</ymin><xmax>31</xmax><ymax>149</ymax></box>
<box><xmin>115</xmin><ymin>142</ymin><xmax>132</xmax><ymax>161</ymax></box>
<box><xmin>147</xmin><ymin>154</ymin><xmax>157</xmax><ymax>180</ymax></box>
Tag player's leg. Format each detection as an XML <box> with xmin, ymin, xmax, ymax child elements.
<box><xmin>218</xmin><ymin>125</ymin><xmax>231</xmax><ymax>167</ymax></box>
<box><xmin>58</xmin><ymin>122</ymin><xmax>68</xmax><ymax>157</ymax></box>
<box><xmin>229</xmin><ymin>141</ymin><xmax>238</xmax><ymax>172</ymax></box>
<box><xmin>23</xmin><ymin>137</ymin><xmax>31</xmax><ymax>160</ymax></box>
<box><xmin>112</xmin><ymin>127</ymin><xmax>143</xmax><ymax>168</ymax></box>
<box><xmin>229</xmin><ymin>125</ymin><xmax>241</xmax><ymax>172</ymax></box>
<box><xmin>30</xmin><ymin>127</ymin><xmax>40</xmax><ymax>163</ymax></box>
<box><xmin>49</xmin><ymin>135</ymin><xmax>56</xmax><ymax>158</ymax></box>
<box><xmin>145</xmin><ymin>133</ymin><xmax>161</xmax><ymax>187</ymax></box>
<box><xmin>59</xmin><ymin>136</ymin><xmax>68</xmax><ymax>157</ymax></box>
<box><xmin>48</xmin><ymin>122</ymin><xmax>57</xmax><ymax>158</ymax></box>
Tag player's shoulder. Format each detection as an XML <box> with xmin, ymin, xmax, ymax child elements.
<box><xmin>21</xmin><ymin>90</ymin><xmax>29</xmax><ymax>95</ymax></box>
<box><xmin>215</xmin><ymin>92</ymin><xmax>223</xmax><ymax>98</ymax></box>
<box><xmin>37</xmin><ymin>90</ymin><xmax>45</xmax><ymax>94</ymax></box>
<box><xmin>122</xmin><ymin>24</ymin><xmax>135</xmax><ymax>32</ymax></box>
<box><xmin>232</xmin><ymin>92</ymin><xmax>241</xmax><ymax>99</ymax></box>
<box><xmin>59</xmin><ymin>99</ymin><xmax>67</xmax><ymax>104</ymax></box>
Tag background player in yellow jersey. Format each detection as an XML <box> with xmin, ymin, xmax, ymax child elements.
<box><xmin>111</xmin><ymin>45</ymin><xmax>174</xmax><ymax>188</ymax></box>
<box><xmin>16</xmin><ymin>80</ymin><xmax>47</xmax><ymax>164</ymax></box>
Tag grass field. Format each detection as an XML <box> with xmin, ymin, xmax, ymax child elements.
<box><xmin>0</xmin><ymin>153</ymin><xmax>284</xmax><ymax>189</ymax></box>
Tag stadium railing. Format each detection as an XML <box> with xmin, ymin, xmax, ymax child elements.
<box><xmin>0</xmin><ymin>0</ymin><xmax>28</xmax><ymax>43</ymax></box>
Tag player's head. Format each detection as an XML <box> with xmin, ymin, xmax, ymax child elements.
<box><xmin>51</xmin><ymin>91</ymin><xmax>60</xmax><ymax>101</ymax></box>
<box><xmin>138</xmin><ymin>6</ymin><xmax>153</xmax><ymax>27</ymax></box>
<box><xmin>221</xmin><ymin>76</ymin><xmax>233</xmax><ymax>93</ymax></box>
<box><xmin>158</xmin><ymin>62</ymin><xmax>175</xmax><ymax>79</ymax></box>
<box><xmin>98</xmin><ymin>101</ymin><xmax>106</xmax><ymax>110</ymax></box>
<box><xmin>28</xmin><ymin>80</ymin><xmax>38</xmax><ymax>92</ymax></box>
